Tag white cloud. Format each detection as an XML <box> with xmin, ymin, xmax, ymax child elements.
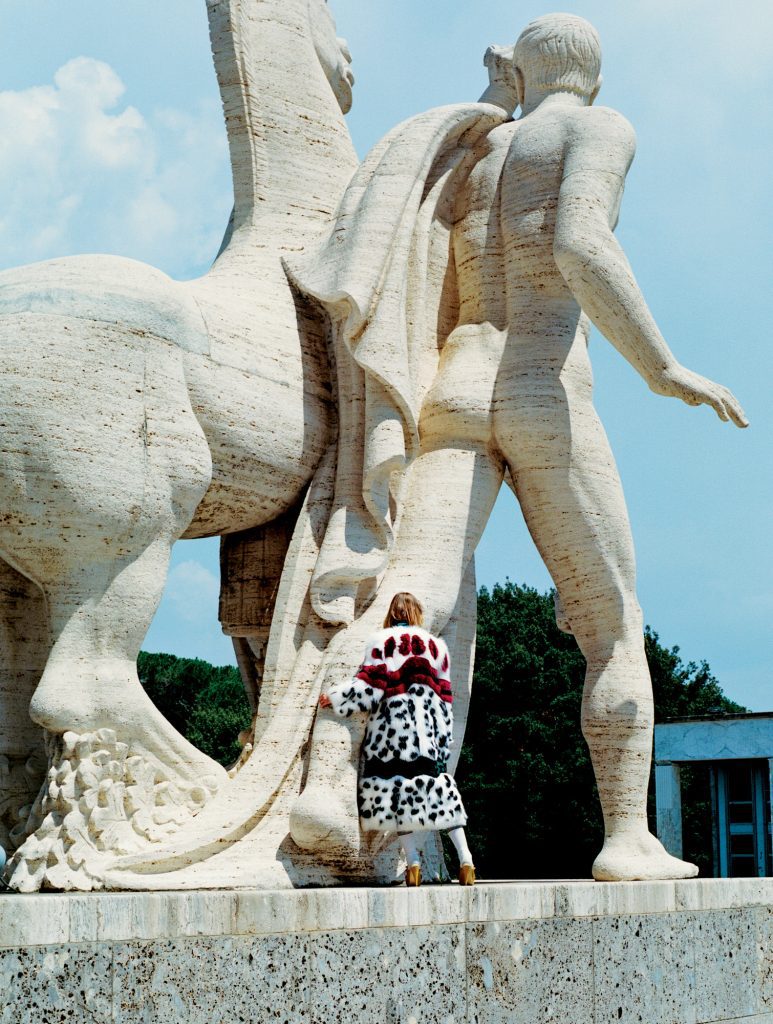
<box><xmin>144</xmin><ymin>542</ymin><xmax>237</xmax><ymax>667</ymax></box>
<box><xmin>0</xmin><ymin>57</ymin><xmax>230</xmax><ymax>276</ymax></box>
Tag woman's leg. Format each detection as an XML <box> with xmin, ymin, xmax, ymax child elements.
<box><xmin>447</xmin><ymin>826</ymin><xmax>473</xmax><ymax>866</ymax></box>
<box><xmin>399</xmin><ymin>831</ymin><xmax>422</xmax><ymax>866</ymax></box>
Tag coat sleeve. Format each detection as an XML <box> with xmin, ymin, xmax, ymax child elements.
<box><xmin>435</xmin><ymin>635</ymin><xmax>453</xmax><ymax>704</ymax></box>
<box><xmin>434</xmin><ymin>636</ymin><xmax>455</xmax><ymax>755</ymax></box>
<box><xmin>324</xmin><ymin>638</ymin><xmax>385</xmax><ymax>717</ymax></box>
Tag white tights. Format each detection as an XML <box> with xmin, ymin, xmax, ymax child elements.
<box><xmin>399</xmin><ymin>827</ymin><xmax>473</xmax><ymax>867</ymax></box>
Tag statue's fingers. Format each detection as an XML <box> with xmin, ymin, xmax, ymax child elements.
<box><xmin>698</xmin><ymin>388</ymin><xmax>728</xmax><ymax>420</ymax></box>
<box><xmin>725</xmin><ymin>396</ymin><xmax>750</xmax><ymax>428</ymax></box>
<box><xmin>712</xmin><ymin>398</ymin><xmax>730</xmax><ymax>422</ymax></box>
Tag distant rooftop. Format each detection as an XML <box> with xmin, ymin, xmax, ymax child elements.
<box><xmin>660</xmin><ymin>711</ymin><xmax>773</xmax><ymax>725</ymax></box>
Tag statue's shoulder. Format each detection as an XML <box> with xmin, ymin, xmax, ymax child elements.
<box><xmin>568</xmin><ymin>105</ymin><xmax>636</xmax><ymax>155</ymax></box>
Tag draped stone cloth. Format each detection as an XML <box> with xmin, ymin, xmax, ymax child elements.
<box><xmin>285</xmin><ymin>102</ymin><xmax>509</xmax><ymax>626</ymax></box>
<box><xmin>108</xmin><ymin>103</ymin><xmax>508</xmax><ymax>884</ymax></box>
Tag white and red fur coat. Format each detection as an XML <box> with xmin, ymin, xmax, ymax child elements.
<box><xmin>326</xmin><ymin>625</ymin><xmax>466</xmax><ymax>832</ymax></box>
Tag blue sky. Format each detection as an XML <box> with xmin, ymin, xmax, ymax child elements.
<box><xmin>0</xmin><ymin>2</ymin><xmax>770</xmax><ymax>710</ymax></box>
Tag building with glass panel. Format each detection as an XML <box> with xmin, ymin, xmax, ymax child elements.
<box><xmin>654</xmin><ymin>713</ymin><xmax>773</xmax><ymax>877</ymax></box>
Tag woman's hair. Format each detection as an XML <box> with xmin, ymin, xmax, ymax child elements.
<box><xmin>383</xmin><ymin>591</ymin><xmax>424</xmax><ymax>628</ymax></box>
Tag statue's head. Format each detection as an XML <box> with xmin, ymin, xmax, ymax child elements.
<box><xmin>308</xmin><ymin>0</ymin><xmax>354</xmax><ymax>114</ymax></box>
<box><xmin>513</xmin><ymin>14</ymin><xmax>602</xmax><ymax>106</ymax></box>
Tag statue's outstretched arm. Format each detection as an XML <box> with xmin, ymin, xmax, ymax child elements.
<box><xmin>553</xmin><ymin>108</ymin><xmax>748</xmax><ymax>428</ymax></box>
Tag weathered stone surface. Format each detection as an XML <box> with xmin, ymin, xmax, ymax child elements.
<box><xmin>467</xmin><ymin>917</ymin><xmax>594</xmax><ymax>1023</ymax></box>
<box><xmin>309</xmin><ymin>925</ymin><xmax>465</xmax><ymax>1024</ymax></box>
<box><xmin>693</xmin><ymin>910</ymin><xmax>760</xmax><ymax>1022</ymax></box>
<box><xmin>0</xmin><ymin>943</ymin><xmax>113</xmax><ymax>1024</ymax></box>
<box><xmin>592</xmin><ymin>913</ymin><xmax>696</xmax><ymax>1024</ymax></box>
<box><xmin>0</xmin><ymin>881</ymin><xmax>770</xmax><ymax>1023</ymax></box>
<box><xmin>759</xmin><ymin>907</ymin><xmax>773</xmax><ymax>1012</ymax></box>
<box><xmin>113</xmin><ymin>935</ymin><xmax>310</xmax><ymax>1024</ymax></box>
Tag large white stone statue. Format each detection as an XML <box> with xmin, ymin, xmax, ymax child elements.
<box><xmin>1</xmin><ymin>7</ymin><xmax>747</xmax><ymax>891</ymax></box>
<box><xmin>282</xmin><ymin>14</ymin><xmax>748</xmax><ymax>882</ymax></box>
<box><xmin>0</xmin><ymin>0</ymin><xmax>358</xmax><ymax>890</ymax></box>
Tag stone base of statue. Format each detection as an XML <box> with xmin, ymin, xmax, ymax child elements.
<box><xmin>2</xmin><ymin>878</ymin><xmax>770</xmax><ymax>1022</ymax></box>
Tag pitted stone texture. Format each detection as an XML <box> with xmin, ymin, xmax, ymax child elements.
<box><xmin>113</xmin><ymin>934</ymin><xmax>310</xmax><ymax>1024</ymax></box>
<box><xmin>592</xmin><ymin>913</ymin><xmax>696</xmax><ymax>1024</ymax></box>
<box><xmin>694</xmin><ymin>910</ymin><xmax>759</xmax><ymax>1022</ymax></box>
<box><xmin>0</xmin><ymin>884</ymin><xmax>770</xmax><ymax>1024</ymax></box>
<box><xmin>308</xmin><ymin>925</ymin><xmax>465</xmax><ymax>1024</ymax></box>
<box><xmin>467</xmin><ymin>917</ymin><xmax>594</xmax><ymax>1024</ymax></box>
<box><xmin>705</xmin><ymin>1017</ymin><xmax>773</xmax><ymax>1024</ymax></box>
<box><xmin>759</xmin><ymin>907</ymin><xmax>773</xmax><ymax>1012</ymax></box>
<box><xmin>0</xmin><ymin>943</ymin><xmax>112</xmax><ymax>1024</ymax></box>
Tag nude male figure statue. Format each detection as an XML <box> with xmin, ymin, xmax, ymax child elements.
<box><xmin>293</xmin><ymin>13</ymin><xmax>747</xmax><ymax>881</ymax></box>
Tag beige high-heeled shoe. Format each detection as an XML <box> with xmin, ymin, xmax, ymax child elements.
<box><xmin>405</xmin><ymin>864</ymin><xmax>421</xmax><ymax>887</ymax></box>
<box><xmin>458</xmin><ymin>863</ymin><xmax>476</xmax><ymax>886</ymax></box>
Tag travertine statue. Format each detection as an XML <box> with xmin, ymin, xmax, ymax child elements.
<box><xmin>0</xmin><ymin>0</ymin><xmax>357</xmax><ymax>890</ymax></box>
<box><xmin>296</xmin><ymin>13</ymin><xmax>748</xmax><ymax>880</ymax></box>
<box><xmin>280</xmin><ymin>14</ymin><xmax>748</xmax><ymax>882</ymax></box>
<box><xmin>94</xmin><ymin>51</ymin><xmax>517</xmax><ymax>892</ymax></box>
<box><xmin>1</xmin><ymin>8</ymin><xmax>747</xmax><ymax>891</ymax></box>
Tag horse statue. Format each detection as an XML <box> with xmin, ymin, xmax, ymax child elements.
<box><xmin>0</xmin><ymin>0</ymin><xmax>357</xmax><ymax>890</ymax></box>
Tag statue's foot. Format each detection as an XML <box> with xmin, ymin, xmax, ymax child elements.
<box><xmin>30</xmin><ymin>663</ymin><xmax>227</xmax><ymax>790</ymax></box>
<box><xmin>6</xmin><ymin>727</ymin><xmax>223</xmax><ymax>892</ymax></box>
<box><xmin>289</xmin><ymin>783</ymin><xmax>360</xmax><ymax>864</ymax></box>
<box><xmin>592</xmin><ymin>830</ymin><xmax>699</xmax><ymax>882</ymax></box>
<box><xmin>113</xmin><ymin>703</ymin><xmax>227</xmax><ymax>791</ymax></box>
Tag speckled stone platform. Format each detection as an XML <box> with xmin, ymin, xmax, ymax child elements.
<box><xmin>1</xmin><ymin>878</ymin><xmax>771</xmax><ymax>1023</ymax></box>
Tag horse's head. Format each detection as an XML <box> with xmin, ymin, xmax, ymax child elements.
<box><xmin>308</xmin><ymin>0</ymin><xmax>354</xmax><ymax>114</ymax></box>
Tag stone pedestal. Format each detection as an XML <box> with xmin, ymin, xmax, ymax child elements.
<box><xmin>1</xmin><ymin>878</ymin><xmax>771</xmax><ymax>1023</ymax></box>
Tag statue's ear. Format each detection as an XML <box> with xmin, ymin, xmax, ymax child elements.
<box><xmin>515</xmin><ymin>67</ymin><xmax>525</xmax><ymax>110</ymax></box>
<box><xmin>589</xmin><ymin>74</ymin><xmax>602</xmax><ymax>106</ymax></box>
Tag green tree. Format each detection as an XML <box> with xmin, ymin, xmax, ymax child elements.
<box><xmin>455</xmin><ymin>581</ymin><xmax>744</xmax><ymax>879</ymax></box>
<box><xmin>137</xmin><ymin>651</ymin><xmax>251</xmax><ymax>766</ymax></box>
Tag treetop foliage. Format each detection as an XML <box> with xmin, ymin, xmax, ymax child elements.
<box><xmin>137</xmin><ymin>651</ymin><xmax>251</xmax><ymax>767</ymax></box>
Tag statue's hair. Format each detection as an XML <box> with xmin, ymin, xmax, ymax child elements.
<box><xmin>514</xmin><ymin>14</ymin><xmax>601</xmax><ymax>98</ymax></box>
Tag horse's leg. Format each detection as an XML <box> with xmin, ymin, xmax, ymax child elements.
<box><xmin>29</xmin><ymin>534</ymin><xmax>225</xmax><ymax>787</ymax></box>
<box><xmin>0</xmin><ymin>559</ymin><xmax>48</xmax><ymax>852</ymax></box>
<box><xmin>0</xmin><ymin>312</ymin><xmax>219</xmax><ymax>768</ymax></box>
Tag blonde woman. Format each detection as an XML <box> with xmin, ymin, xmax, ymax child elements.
<box><xmin>319</xmin><ymin>592</ymin><xmax>475</xmax><ymax>886</ymax></box>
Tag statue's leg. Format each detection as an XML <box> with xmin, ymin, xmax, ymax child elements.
<box><xmin>495</xmin><ymin>332</ymin><xmax>698</xmax><ymax>881</ymax></box>
<box><xmin>0</xmin><ymin>317</ymin><xmax>229</xmax><ymax>887</ymax></box>
<box><xmin>28</xmin><ymin>535</ymin><xmax>226</xmax><ymax>786</ymax></box>
<box><xmin>0</xmin><ymin>314</ymin><xmax>223</xmax><ymax>785</ymax></box>
<box><xmin>5</xmin><ymin>534</ymin><xmax>230</xmax><ymax>890</ymax></box>
<box><xmin>289</xmin><ymin>440</ymin><xmax>504</xmax><ymax>860</ymax></box>
<box><xmin>0</xmin><ymin>559</ymin><xmax>47</xmax><ymax>853</ymax></box>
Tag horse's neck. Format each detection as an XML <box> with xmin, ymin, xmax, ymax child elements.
<box><xmin>208</xmin><ymin>0</ymin><xmax>356</xmax><ymax>258</ymax></box>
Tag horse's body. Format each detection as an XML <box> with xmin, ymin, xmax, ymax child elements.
<box><xmin>0</xmin><ymin>0</ymin><xmax>357</xmax><ymax>844</ymax></box>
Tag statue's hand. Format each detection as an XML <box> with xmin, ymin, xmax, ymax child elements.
<box><xmin>480</xmin><ymin>44</ymin><xmax>518</xmax><ymax>115</ymax></box>
<box><xmin>649</xmin><ymin>365</ymin><xmax>749</xmax><ymax>427</ymax></box>
<box><xmin>484</xmin><ymin>44</ymin><xmax>516</xmax><ymax>87</ymax></box>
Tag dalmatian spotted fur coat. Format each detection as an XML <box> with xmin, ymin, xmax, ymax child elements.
<box><xmin>326</xmin><ymin>625</ymin><xmax>468</xmax><ymax>833</ymax></box>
